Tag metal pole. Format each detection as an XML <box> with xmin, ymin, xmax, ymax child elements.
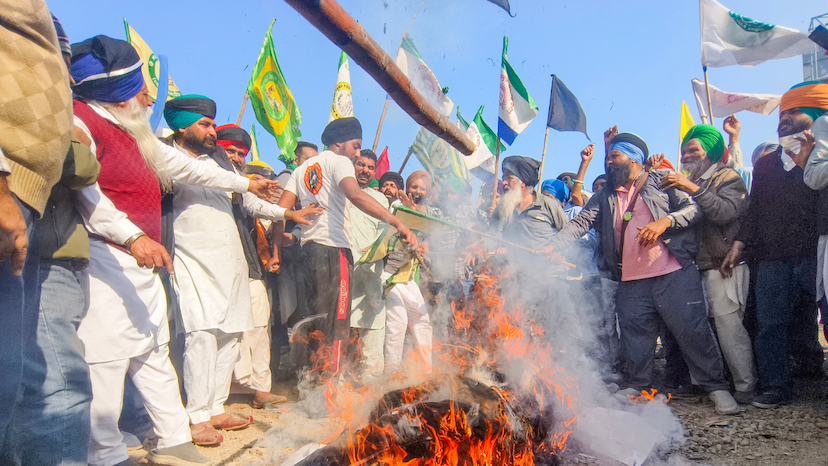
<box><xmin>538</xmin><ymin>127</ymin><xmax>550</xmax><ymax>186</ymax></box>
<box><xmin>236</xmin><ymin>93</ymin><xmax>249</xmax><ymax>126</ymax></box>
<box><xmin>491</xmin><ymin>136</ymin><xmax>501</xmax><ymax>212</ymax></box>
<box><xmin>398</xmin><ymin>148</ymin><xmax>414</xmax><ymax>173</ymax></box>
<box><xmin>371</xmin><ymin>95</ymin><xmax>390</xmax><ymax>153</ymax></box>
<box><xmin>703</xmin><ymin>66</ymin><xmax>714</xmax><ymax>126</ymax></box>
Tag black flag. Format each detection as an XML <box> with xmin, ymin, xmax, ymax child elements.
<box><xmin>546</xmin><ymin>74</ymin><xmax>590</xmax><ymax>141</ymax></box>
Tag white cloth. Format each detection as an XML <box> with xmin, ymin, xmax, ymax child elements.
<box><xmin>358</xmin><ymin>328</ymin><xmax>385</xmax><ymax>377</ymax></box>
<box><xmin>382</xmin><ymin>271</ymin><xmax>432</xmax><ymax>373</ymax></box>
<box><xmin>183</xmin><ymin>330</ymin><xmax>240</xmax><ymax>424</ymax></box>
<box><xmin>284</xmin><ymin>151</ymin><xmax>356</xmax><ymax>248</ymax></box>
<box><xmin>234</xmin><ymin>279</ymin><xmax>272</xmax><ymax>392</ymax></box>
<box><xmin>87</xmin><ymin>344</ymin><xmax>190</xmax><ymax>466</ymax></box>
<box><xmin>350</xmin><ymin>187</ymin><xmax>388</xmax><ymax>330</ymax></box>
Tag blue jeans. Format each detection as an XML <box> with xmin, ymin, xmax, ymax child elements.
<box><xmin>7</xmin><ymin>261</ymin><xmax>91</xmax><ymax>465</ymax></box>
<box><xmin>754</xmin><ymin>258</ymin><xmax>817</xmax><ymax>392</ymax></box>
<box><xmin>0</xmin><ymin>199</ymin><xmax>40</xmax><ymax>455</ymax></box>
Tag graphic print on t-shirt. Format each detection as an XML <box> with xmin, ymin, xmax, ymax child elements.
<box><xmin>304</xmin><ymin>163</ymin><xmax>323</xmax><ymax>195</ymax></box>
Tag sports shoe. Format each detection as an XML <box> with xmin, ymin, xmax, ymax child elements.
<box><xmin>146</xmin><ymin>442</ymin><xmax>210</xmax><ymax>466</ymax></box>
<box><xmin>751</xmin><ymin>390</ymin><xmax>791</xmax><ymax>409</ymax></box>
<box><xmin>709</xmin><ymin>390</ymin><xmax>740</xmax><ymax>415</ymax></box>
<box><xmin>732</xmin><ymin>389</ymin><xmax>755</xmax><ymax>405</ymax></box>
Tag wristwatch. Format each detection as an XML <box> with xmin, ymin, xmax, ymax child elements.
<box><xmin>123</xmin><ymin>232</ymin><xmax>146</xmax><ymax>250</ymax></box>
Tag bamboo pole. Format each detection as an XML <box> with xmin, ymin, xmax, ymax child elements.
<box><xmin>398</xmin><ymin>148</ymin><xmax>414</xmax><ymax>173</ymax></box>
<box><xmin>491</xmin><ymin>136</ymin><xmax>502</xmax><ymax>212</ymax></box>
<box><xmin>236</xmin><ymin>93</ymin><xmax>249</xmax><ymax>126</ymax></box>
<box><xmin>371</xmin><ymin>95</ymin><xmax>390</xmax><ymax>153</ymax></box>
<box><xmin>538</xmin><ymin>127</ymin><xmax>550</xmax><ymax>186</ymax></box>
<box><xmin>703</xmin><ymin>66</ymin><xmax>713</xmax><ymax>126</ymax></box>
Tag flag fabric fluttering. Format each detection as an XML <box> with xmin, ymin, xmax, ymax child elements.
<box><xmin>691</xmin><ymin>78</ymin><xmax>781</xmax><ymax>119</ymax></box>
<box><xmin>497</xmin><ymin>37</ymin><xmax>538</xmax><ymax>145</ymax></box>
<box><xmin>680</xmin><ymin>101</ymin><xmax>696</xmax><ymax>144</ymax></box>
<box><xmin>247</xmin><ymin>20</ymin><xmax>302</xmax><ymax>166</ymax></box>
<box><xmin>700</xmin><ymin>0</ymin><xmax>817</xmax><ymax>68</ymax></box>
<box><xmin>124</xmin><ymin>19</ymin><xmax>181</xmax><ymax>103</ymax></box>
<box><xmin>457</xmin><ymin>106</ymin><xmax>496</xmax><ymax>179</ymax></box>
<box><xmin>411</xmin><ymin>127</ymin><xmax>471</xmax><ymax>188</ymax></box>
<box><xmin>360</xmin><ymin>205</ymin><xmax>457</xmax><ymax>265</ymax></box>
<box><xmin>484</xmin><ymin>0</ymin><xmax>513</xmax><ymax>16</ymax></box>
<box><xmin>376</xmin><ymin>147</ymin><xmax>390</xmax><ymax>180</ymax></box>
<box><xmin>250</xmin><ymin>124</ymin><xmax>261</xmax><ymax>162</ymax></box>
<box><xmin>328</xmin><ymin>51</ymin><xmax>354</xmax><ymax>122</ymax></box>
<box><xmin>546</xmin><ymin>74</ymin><xmax>590</xmax><ymax>140</ymax></box>
<box><xmin>396</xmin><ymin>34</ymin><xmax>454</xmax><ymax>117</ymax></box>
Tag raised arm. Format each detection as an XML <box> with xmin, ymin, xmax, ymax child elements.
<box><xmin>570</xmin><ymin>144</ymin><xmax>595</xmax><ymax>207</ymax></box>
<box><xmin>339</xmin><ymin>177</ymin><xmax>418</xmax><ymax>249</ymax></box>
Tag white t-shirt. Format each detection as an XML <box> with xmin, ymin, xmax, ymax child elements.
<box><xmin>284</xmin><ymin>151</ymin><xmax>356</xmax><ymax>248</ymax></box>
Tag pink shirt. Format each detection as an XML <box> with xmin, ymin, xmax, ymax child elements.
<box><xmin>615</xmin><ymin>184</ymin><xmax>682</xmax><ymax>281</ymax></box>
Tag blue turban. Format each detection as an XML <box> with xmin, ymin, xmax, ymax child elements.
<box><xmin>541</xmin><ymin>179</ymin><xmax>570</xmax><ymax>204</ymax></box>
<box><xmin>164</xmin><ymin>95</ymin><xmax>217</xmax><ymax>131</ymax></box>
<box><xmin>70</xmin><ymin>35</ymin><xmax>144</xmax><ymax>103</ymax></box>
<box><xmin>609</xmin><ymin>142</ymin><xmax>646</xmax><ymax>165</ymax></box>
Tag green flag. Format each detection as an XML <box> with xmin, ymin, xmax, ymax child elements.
<box><xmin>410</xmin><ymin>127</ymin><xmax>470</xmax><ymax>190</ymax></box>
<box><xmin>247</xmin><ymin>20</ymin><xmax>302</xmax><ymax>167</ymax></box>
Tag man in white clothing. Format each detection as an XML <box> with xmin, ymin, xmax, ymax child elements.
<box><xmin>163</xmin><ymin>96</ymin><xmax>320</xmax><ymax>443</ymax></box>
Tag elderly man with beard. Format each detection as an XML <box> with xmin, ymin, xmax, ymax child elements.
<box><xmin>722</xmin><ymin>81</ymin><xmax>828</xmax><ymax>408</ymax></box>
<box><xmin>269</xmin><ymin>118</ymin><xmax>417</xmax><ymax>378</ymax></box>
<box><xmin>662</xmin><ymin>124</ymin><xmax>755</xmax><ymax>404</ymax></box>
<box><xmin>349</xmin><ymin>149</ymin><xmax>389</xmax><ymax>378</ymax></box>
<box><xmin>69</xmin><ymin>36</ymin><xmax>280</xmax><ymax>465</ymax></box>
<box><xmin>550</xmin><ymin>133</ymin><xmax>738</xmax><ymax>415</ymax></box>
<box><xmin>163</xmin><ymin>95</ymin><xmax>320</xmax><ymax>443</ymax></box>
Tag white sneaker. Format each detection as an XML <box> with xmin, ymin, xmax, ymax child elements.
<box><xmin>709</xmin><ymin>390</ymin><xmax>740</xmax><ymax>415</ymax></box>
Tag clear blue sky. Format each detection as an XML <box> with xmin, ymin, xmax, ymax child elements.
<box><xmin>53</xmin><ymin>0</ymin><xmax>826</xmax><ymax>190</ymax></box>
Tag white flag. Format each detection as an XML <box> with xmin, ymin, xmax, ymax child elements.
<box><xmin>691</xmin><ymin>78</ymin><xmax>781</xmax><ymax>119</ymax></box>
<box><xmin>700</xmin><ymin>0</ymin><xmax>817</xmax><ymax>68</ymax></box>
<box><xmin>457</xmin><ymin>106</ymin><xmax>496</xmax><ymax>176</ymax></box>
<box><xmin>329</xmin><ymin>52</ymin><xmax>354</xmax><ymax>122</ymax></box>
<box><xmin>396</xmin><ymin>35</ymin><xmax>453</xmax><ymax>117</ymax></box>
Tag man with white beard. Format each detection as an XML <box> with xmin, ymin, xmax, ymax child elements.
<box><xmin>662</xmin><ymin>124</ymin><xmax>755</xmax><ymax>405</ymax></box>
<box><xmin>69</xmin><ymin>36</ymin><xmax>280</xmax><ymax>466</ymax></box>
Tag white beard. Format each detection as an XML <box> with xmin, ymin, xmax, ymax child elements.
<box><xmin>682</xmin><ymin>158</ymin><xmax>711</xmax><ymax>182</ymax></box>
<box><xmin>496</xmin><ymin>186</ymin><xmax>523</xmax><ymax>225</ymax></box>
<box><xmin>101</xmin><ymin>99</ymin><xmax>172</xmax><ymax>191</ymax></box>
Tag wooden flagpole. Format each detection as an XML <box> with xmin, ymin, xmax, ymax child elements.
<box><xmin>702</xmin><ymin>66</ymin><xmax>713</xmax><ymax>125</ymax></box>
<box><xmin>538</xmin><ymin>127</ymin><xmax>550</xmax><ymax>186</ymax></box>
<box><xmin>491</xmin><ymin>136</ymin><xmax>502</xmax><ymax>211</ymax></box>
<box><xmin>236</xmin><ymin>93</ymin><xmax>249</xmax><ymax>126</ymax></box>
<box><xmin>371</xmin><ymin>95</ymin><xmax>390</xmax><ymax>153</ymax></box>
<box><xmin>398</xmin><ymin>148</ymin><xmax>414</xmax><ymax>173</ymax></box>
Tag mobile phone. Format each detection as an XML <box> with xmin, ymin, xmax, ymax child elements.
<box><xmin>810</xmin><ymin>26</ymin><xmax>828</xmax><ymax>52</ymax></box>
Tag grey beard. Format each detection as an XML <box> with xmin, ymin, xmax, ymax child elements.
<box><xmin>497</xmin><ymin>187</ymin><xmax>523</xmax><ymax>224</ymax></box>
<box><xmin>682</xmin><ymin>159</ymin><xmax>710</xmax><ymax>181</ymax></box>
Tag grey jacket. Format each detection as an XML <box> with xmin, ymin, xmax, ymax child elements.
<box><xmin>549</xmin><ymin>170</ymin><xmax>702</xmax><ymax>281</ymax></box>
<box><xmin>692</xmin><ymin>165</ymin><xmax>748</xmax><ymax>271</ymax></box>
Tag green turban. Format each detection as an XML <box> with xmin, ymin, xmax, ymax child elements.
<box><xmin>681</xmin><ymin>124</ymin><xmax>725</xmax><ymax>163</ymax></box>
<box><xmin>163</xmin><ymin>94</ymin><xmax>216</xmax><ymax>131</ymax></box>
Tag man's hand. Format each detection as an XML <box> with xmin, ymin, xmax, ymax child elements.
<box><xmin>662</xmin><ymin>171</ymin><xmax>700</xmax><ymax>194</ymax></box>
<box><xmin>398</xmin><ymin>191</ymin><xmax>416</xmax><ymax>210</ymax></box>
<box><xmin>723</xmin><ymin>114</ymin><xmax>741</xmax><ymax>142</ymax></box>
<box><xmin>285</xmin><ymin>203</ymin><xmax>323</xmax><ymax>226</ymax></box>
<box><xmin>0</xmin><ymin>178</ymin><xmax>28</xmax><ymax>276</ymax></box>
<box><xmin>645</xmin><ymin>153</ymin><xmax>665</xmax><ymax>172</ymax></box>
<box><xmin>581</xmin><ymin>144</ymin><xmax>595</xmax><ymax>164</ymax></box>
<box><xmin>395</xmin><ymin>224</ymin><xmax>419</xmax><ymax>250</ymax></box>
<box><xmin>792</xmin><ymin>130</ymin><xmax>816</xmax><ymax>169</ymax></box>
<box><xmin>719</xmin><ymin>240</ymin><xmax>744</xmax><ymax>278</ymax></box>
<box><xmin>635</xmin><ymin>217</ymin><xmax>671</xmax><ymax>246</ymax></box>
<box><xmin>248</xmin><ymin>178</ymin><xmax>281</xmax><ymax>202</ymax></box>
<box><xmin>604</xmin><ymin>125</ymin><xmax>619</xmax><ymax>154</ymax></box>
<box><xmin>129</xmin><ymin>235</ymin><xmax>174</xmax><ymax>273</ymax></box>
<box><xmin>266</xmin><ymin>248</ymin><xmax>280</xmax><ymax>274</ymax></box>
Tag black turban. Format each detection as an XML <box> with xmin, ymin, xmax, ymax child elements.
<box><xmin>609</xmin><ymin>132</ymin><xmax>649</xmax><ymax>161</ymax></box>
<box><xmin>163</xmin><ymin>94</ymin><xmax>217</xmax><ymax>131</ymax></box>
<box><xmin>216</xmin><ymin>124</ymin><xmax>252</xmax><ymax>153</ymax></box>
<box><xmin>502</xmin><ymin>156</ymin><xmax>541</xmax><ymax>187</ymax></box>
<box><xmin>379</xmin><ymin>171</ymin><xmax>404</xmax><ymax>191</ymax></box>
<box><xmin>321</xmin><ymin>117</ymin><xmax>362</xmax><ymax>146</ymax></box>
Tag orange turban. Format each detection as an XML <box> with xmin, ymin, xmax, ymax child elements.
<box><xmin>779</xmin><ymin>82</ymin><xmax>828</xmax><ymax>113</ymax></box>
<box><xmin>406</xmin><ymin>170</ymin><xmax>432</xmax><ymax>193</ymax></box>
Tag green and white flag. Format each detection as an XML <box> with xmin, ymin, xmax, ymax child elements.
<box><xmin>497</xmin><ymin>36</ymin><xmax>538</xmax><ymax>145</ymax></box>
<box><xmin>457</xmin><ymin>105</ymin><xmax>496</xmax><ymax>176</ymax></box>
<box><xmin>328</xmin><ymin>51</ymin><xmax>354</xmax><ymax>122</ymax></box>
<box><xmin>700</xmin><ymin>0</ymin><xmax>817</xmax><ymax>68</ymax></box>
<box><xmin>396</xmin><ymin>34</ymin><xmax>453</xmax><ymax>117</ymax></box>
<box><xmin>411</xmin><ymin>127</ymin><xmax>470</xmax><ymax>189</ymax></box>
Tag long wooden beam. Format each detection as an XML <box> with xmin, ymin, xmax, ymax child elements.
<box><xmin>283</xmin><ymin>0</ymin><xmax>475</xmax><ymax>155</ymax></box>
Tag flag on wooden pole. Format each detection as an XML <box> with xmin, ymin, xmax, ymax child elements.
<box><xmin>329</xmin><ymin>51</ymin><xmax>354</xmax><ymax>122</ymax></box>
<box><xmin>690</xmin><ymin>78</ymin><xmax>781</xmax><ymax>119</ymax></box>
<box><xmin>497</xmin><ymin>37</ymin><xmax>538</xmax><ymax>145</ymax></box>
<box><xmin>124</xmin><ymin>19</ymin><xmax>181</xmax><ymax>103</ymax></box>
<box><xmin>396</xmin><ymin>34</ymin><xmax>453</xmax><ymax>117</ymax></box>
<box><xmin>457</xmin><ymin>106</ymin><xmax>497</xmax><ymax>179</ymax></box>
<box><xmin>376</xmin><ymin>147</ymin><xmax>390</xmax><ymax>179</ymax></box>
<box><xmin>546</xmin><ymin>74</ymin><xmax>590</xmax><ymax>140</ymax></box>
<box><xmin>411</xmin><ymin>128</ymin><xmax>470</xmax><ymax>188</ymax></box>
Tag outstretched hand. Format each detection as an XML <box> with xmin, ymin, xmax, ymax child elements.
<box><xmin>635</xmin><ymin>217</ymin><xmax>671</xmax><ymax>246</ymax></box>
<box><xmin>287</xmin><ymin>203</ymin><xmax>323</xmax><ymax>226</ymax></box>
<box><xmin>248</xmin><ymin>177</ymin><xmax>282</xmax><ymax>202</ymax></box>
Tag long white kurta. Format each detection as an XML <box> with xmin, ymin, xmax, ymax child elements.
<box><xmin>171</xmin><ymin>150</ymin><xmax>286</xmax><ymax>334</ymax></box>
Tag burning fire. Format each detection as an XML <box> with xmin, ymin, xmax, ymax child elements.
<box><xmin>298</xmin><ymin>262</ymin><xmax>581</xmax><ymax>466</ymax></box>
<box><xmin>627</xmin><ymin>389</ymin><xmax>671</xmax><ymax>405</ymax></box>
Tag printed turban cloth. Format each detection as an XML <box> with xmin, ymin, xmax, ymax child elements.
<box><xmin>164</xmin><ymin>95</ymin><xmax>216</xmax><ymax>131</ymax></box>
<box><xmin>52</xmin><ymin>14</ymin><xmax>71</xmax><ymax>57</ymax></box>
<box><xmin>379</xmin><ymin>172</ymin><xmax>404</xmax><ymax>191</ymax></box>
<box><xmin>70</xmin><ymin>35</ymin><xmax>144</xmax><ymax>103</ymax></box>
<box><xmin>406</xmin><ymin>170</ymin><xmax>432</xmax><ymax>193</ymax></box>
<box><xmin>780</xmin><ymin>81</ymin><xmax>828</xmax><ymax>122</ymax></box>
<box><xmin>216</xmin><ymin>124</ymin><xmax>252</xmax><ymax>154</ymax></box>
<box><xmin>681</xmin><ymin>124</ymin><xmax>726</xmax><ymax>163</ymax></box>
<box><xmin>608</xmin><ymin>133</ymin><xmax>649</xmax><ymax>165</ymax></box>
<box><xmin>541</xmin><ymin>179</ymin><xmax>570</xmax><ymax>204</ymax></box>
<box><xmin>502</xmin><ymin>156</ymin><xmax>541</xmax><ymax>187</ymax></box>
<box><xmin>321</xmin><ymin>117</ymin><xmax>362</xmax><ymax>146</ymax></box>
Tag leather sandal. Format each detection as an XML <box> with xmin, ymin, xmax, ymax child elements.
<box><xmin>211</xmin><ymin>414</ymin><xmax>253</xmax><ymax>431</ymax></box>
<box><xmin>253</xmin><ymin>392</ymin><xmax>288</xmax><ymax>409</ymax></box>
<box><xmin>190</xmin><ymin>424</ymin><xmax>223</xmax><ymax>447</ymax></box>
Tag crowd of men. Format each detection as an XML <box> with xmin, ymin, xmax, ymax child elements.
<box><xmin>1</xmin><ymin>4</ymin><xmax>828</xmax><ymax>466</ymax></box>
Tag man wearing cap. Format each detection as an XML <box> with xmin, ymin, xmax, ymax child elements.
<box><xmin>69</xmin><ymin>35</ymin><xmax>280</xmax><ymax>465</ymax></box>
<box><xmin>349</xmin><ymin>149</ymin><xmax>389</xmax><ymax>378</ymax></box>
<box><xmin>663</xmin><ymin>124</ymin><xmax>755</xmax><ymax>404</ymax></box>
<box><xmin>723</xmin><ymin>81</ymin><xmax>828</xmax><ymax>408</ymax></box>
<box><xmin>269</xmin><ymin>117</ymin><xmax>417</xmax><ymax>377</ymax></box>
<box><xmin>163</xmin><ymin>95</ymin><xmax>320</xmax><ymax>442</ymax></box>
<box><xmin>550</xmin><ymin>132</ymin><xmax>738</xmax><ymax>415</ymax></box>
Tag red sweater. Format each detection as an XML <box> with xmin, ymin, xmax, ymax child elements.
<box><xmin>73</xmin><ymin>100</ymin><xmax>162</xmax><ymax>243</ymax></box>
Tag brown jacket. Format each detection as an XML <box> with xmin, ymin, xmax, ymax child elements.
<box><xmin>693</xmin><ymin>165</ymin><xmax>749</xmax><ymax>271</ymax></box>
